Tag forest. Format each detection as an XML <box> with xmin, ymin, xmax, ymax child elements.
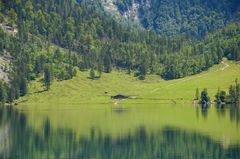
<box><xmin>113</xmin><ymin>0</ymin><xmax>240</xmax><ymax>37</ymax></box>
<box><xmin>0</xmin><ymin>0</ymin><xmax>240</xmax><ymax>103</ymax></box>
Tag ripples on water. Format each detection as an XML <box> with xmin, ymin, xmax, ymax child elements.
<box><xmin>0</xmin><ymin>105</ymin><xmax>239</xmax><ymax>159</ymax></box>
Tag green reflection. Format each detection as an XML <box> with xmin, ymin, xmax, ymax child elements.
<box><xmin>0</xmin><ymin>106</ymin><xmax>239</xmax><ymax>159</ymax></box>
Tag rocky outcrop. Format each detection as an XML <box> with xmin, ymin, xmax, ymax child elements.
<box><xmin>102</xmin><ymin>0</ymin><xmax>152</xmax><ymax>23</ymax></box>
<box><xmin>0</xmin><ymin>55</ymin><xmax>11</xmax><ymax>83</ymax></box>
<box><xmin>102</xmin><ymin>0</ymin><xmax>120</xmax><ymax>15</ymax></box>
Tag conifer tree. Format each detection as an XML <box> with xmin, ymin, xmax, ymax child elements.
<box><xmin>44</xmin><ymin>65</ymin><xmax>51</xmax><ymax>90</ymax></box>
<box><xmin>195</xmin><ymin>88</ymin><xmax>199</xmax><ymax>100</ymax></box>
<box><xmin>90</xmin><ymin>68</ymin><xmax>95</xmax><ymax>80</ymax></box>
<box><xmin>235</xmin><ymin>79</ymin><xmax>240</xmax><ymax>104</ymax></box>
<box><xmin>229</xmin><ymin>85</ymin><xmax>236</xmax><ymax>104</ymax></box>
<box><xmin>104</xmin><ymin>54</ymin><xmax>112</xmax><ymax>73</ymax></box>
<box><xmin>0</xmin><ymin>81</ymin><xmax>6</xmax><ymax>103</ymax></box>
<box><xmin>8</xmin><ymin>86</ymin><xmax>15</xmax><ymax>104</ymax></box>
<box><xmin>20</xmin><ymin>77</ymin><xmax>27</xmax><ymax>96</ymax></box>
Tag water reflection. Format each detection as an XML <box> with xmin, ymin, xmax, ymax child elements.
<box><xmin>0</xmin><ymin>106</ymin><xmax>239</xmax><ymax>159</ymax></box>
<box><xmin>201</xmin><ymin>105</ymin><xmax>209</xmax><ymax>118</ymax></box>
<box><xmin>230</xmin><ymin>107</ymin><xmax>240</xmax><ymax>125</ymax></box>
<box><xmin>199</xmin><ymin>104</ymin><xmax>240</xmax><ymax>124</ymax></box>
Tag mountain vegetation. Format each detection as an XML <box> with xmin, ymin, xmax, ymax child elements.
<box><xmin>0</xmin><ymin>0</ymin><xmax>239</xmax><ymax>103</ymax></box>
<box><xmin>112</xmin><ymin>0</ymin><xmax>240</xmax><ymax>37</ymax></box>
<box><xmin>215</xmin><ymin>79</ymin><xmax>240</xmax><ymax>105</ymax></box>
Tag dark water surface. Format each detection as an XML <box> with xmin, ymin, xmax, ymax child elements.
<box><xmin>0</xmin><ymin>104</ymin><xmax>240</xmax><ymax>159</ymax></box>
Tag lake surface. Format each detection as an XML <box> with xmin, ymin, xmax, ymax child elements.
<box><xmin>0</xmin><ymin>104</ymin><xmax>240</xmax><ymax>159</ymax></box>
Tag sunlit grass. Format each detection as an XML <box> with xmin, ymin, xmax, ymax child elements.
<box><xmin>19</xmin><ymin>60</ymin><xmax>240</xmax><ymax>106</ymax></box>
<box><xmin>17</xmin><ymin>60</ymin><xmax>240</xmax><ymax>148</ymax></box>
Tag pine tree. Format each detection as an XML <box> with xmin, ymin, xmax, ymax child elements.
<box><xmin>67</xmin><ymin>65</ymin><xmax>73</xmax><ymax>79</ymax></box>
<box><xmin>104</xmin><ymin>54</ymin><xmax>112</xmax><ymax>73</ymax></box>
<box><xmin>9</xmin><ymin>8</ymin><xmax>17</xmax><ymax>26</ymax></box>
<box><xmin>8</xmin><ymin>86</ymin><xmax>15</xmax><ymax>104</ymax></box>
<box><xmin>54</xmin><ymin>48</ymin><xmax>62</xmax><ymax>61</ymax></box>
<box><xmin>225</xmin><ymin>79</ymin><xmax>240</xmax><ymax>104</ymax></box>
<box><xmin>90</xmin><ymin>68</ymin><xmax>95</xmax><ymax>80</ymax></box>
<box><xmin>97</xmin><ymin>59</ymin><xmax>103</xmax><ymax>77</ymax></box>
<box><xmin>127</xmin><ymin>66</ymin><xmax>131</xmax><ymax>74</ymax></box>
<box><xmin>20</xmin><ymin>77</ymin><xmax>27</xmax><ymax>96</ymax></box>
<box><xmin>139</xmin><ymin>60</ymin><xmax>147</xmax><ymax>80</ymax></box>
<box><xmin>215</xmin><ymin>88</ymin><xmax>221</xmax><ymax>104</ymax></box>
<box><xmin>44</xmin><ymin>65</ymin><xmax>51</xmax><ymax>90</ymax></box>
<box><xmin>217</xmin><ymin>46</ymin><xmax>223</xmax><ymax>63</ymax></box>
<box><xmin>235</xmin><ymin>79</ymin><xmax>240</xmax><ymax>104</ymax></box>
<box><xmin>195</xmin><ymin>88</ymin><xmax>199</xmax><ymax>100</ymax></box>
<box><xmin>229</xmin><ymin>85</ymin><xmax>236</xmax><ymax>104</ymax></box>
<box><xmin>72</xmin><ymin>67</ymin><xmax>77</xmax><ymax>77</ymax></box>
<box><xmin>0</xmin><ymin>81</ymin><xmax>6</xmax><ymax>103</ymax></box>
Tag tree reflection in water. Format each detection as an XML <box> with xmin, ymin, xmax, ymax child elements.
<box><xmin>0</xmin><ymin>106</ymin><xmax>239</xmax><ymax>159</ymax></box>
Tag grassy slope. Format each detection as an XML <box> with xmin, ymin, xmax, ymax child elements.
<box><xmin>20</xmin><ymin>59</ymin><xmax>240</xmax><ymax>106</ymax></box>
<box><xmin>17</xmin><ymin>60</ymin><xmax>240</xmax><ymax>147</ymax></box>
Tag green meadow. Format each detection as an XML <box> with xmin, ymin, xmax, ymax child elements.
<box><xmin>15</xmin><ymin>60</ymin><xmax>240</xmax><ymax>148</ymax></box>
<box><xmin>19</xmin><ymin>59</ymin><xmax>240</xmax><ymax>106</ymax></box>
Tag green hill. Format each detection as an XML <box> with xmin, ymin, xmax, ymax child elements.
<box><xmin>19</xmin><ymin>59</ymin><xmax>240</xmax><ymax>106</ymax></box>
<box><xmin>0</xmin><ymin>0</ymin><xmax>240</xmax><ymax>104</ymax></box>
<box><xmin>17</xmin><ymin>60</ymin><xmax>240</xmax><ymax>148</ymax></box>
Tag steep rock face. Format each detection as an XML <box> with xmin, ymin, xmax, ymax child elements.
<box><xmin>101</xmin><ymin>0</ymin><xmax>240</xmax><ymax>37</ymax></box>
<box><xmin>102</xmin><ymin>0</ymin><xmax>151</xmax><ymax>22</ymax></box>
<box><xmin>102</xmin><ymin>0</ymin><xmax>119</xmax><ymax>13</ymax></box>
<box><xmin>120</xmin><ymin>0</ymin><xmax>151</xmax><ymax>22</ymax></box>
<box><xmin>101</xmin><ymin>0</ymin><xmax>143</xmax><ymax>28</ymax></box>
<box><xmin>0</xmin><ymin>56</ymin><xmax>10</xmax><ymax>83</ymax></box>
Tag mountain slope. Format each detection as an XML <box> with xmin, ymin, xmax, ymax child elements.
<box><xmin>0</xmin><ymin>0</ymin><xmax>240</xmax><ymax>103</ymax></box>
<box><xmin>20</xmin><ymin>60</ymin><xmax>240</xmax><ymax>105</ymax></box>
<box><xmin>102</xmin><ymin>0</ymin><xmax>240</xmax><ymax>37</ymax></box>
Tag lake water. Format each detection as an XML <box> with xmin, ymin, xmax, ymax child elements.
<box><xmin>0</xmin><ymin>104</ymin><xmax>239</xmax><ymax>159</ymax></box>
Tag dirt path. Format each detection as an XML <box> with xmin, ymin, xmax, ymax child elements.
<box><xmin>220</xmin><ymin>61</ymin><xmax>229</xmax><ymax>71</ymax></box>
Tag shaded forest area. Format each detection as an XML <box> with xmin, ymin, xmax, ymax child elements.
<box><xmin>114</xmin><ymin>0</ymin><xmax>240</xmax><ymax>37</ymax></box>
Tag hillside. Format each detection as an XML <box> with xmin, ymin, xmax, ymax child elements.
<box><xmin>19</xmin><ymin>60</ymin><xmax>240</xmax><ymax>106</ymax></box>
<box><xmin>102</xmin><ymin>0</ymin><xmax>240</xmax><ymax>37</ymax></box>
<box><xmin>0</xmin><ymin>1</ymin><xmax>240</xmax><ymax>158</ymax></box>
<box><xmin>0</xmin><ymin>0</ymin><xmax>239</xmax><ymax>104</ymax></box>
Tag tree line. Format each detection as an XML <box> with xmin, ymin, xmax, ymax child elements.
<box><xmin>1</xmin><ymin>0</ymin><xmax>240</xmax><ymax>80</ymax></box>
<box><xmin>195</xmin><ymin>79</ymin><xmax>240</xmax><ymax>106</ymax></box>
<box><xmin>0</xmin><ymin>26</ymin><xmax>78</xmax><ymax>104</ymax></box>
<box><xmin>0</xmin><ymin>0</ymin><xmax>240</xmax><ymax>104</ymax></box>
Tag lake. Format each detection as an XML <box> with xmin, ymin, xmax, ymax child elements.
<box><xmin>0</xmin><ymin>104</ymin><xmax>239</xmax><ymax>159</ymax></box>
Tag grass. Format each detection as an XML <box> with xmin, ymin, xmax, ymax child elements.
<box><xmin>17</xmin><ymin>60</ymin><xmax>240</xmax><ymax>147</ymax></box>
<box><xmin>19</xmin><ymin>59</ymin><xmax>240</xmax><ymax>106</ymax></box>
